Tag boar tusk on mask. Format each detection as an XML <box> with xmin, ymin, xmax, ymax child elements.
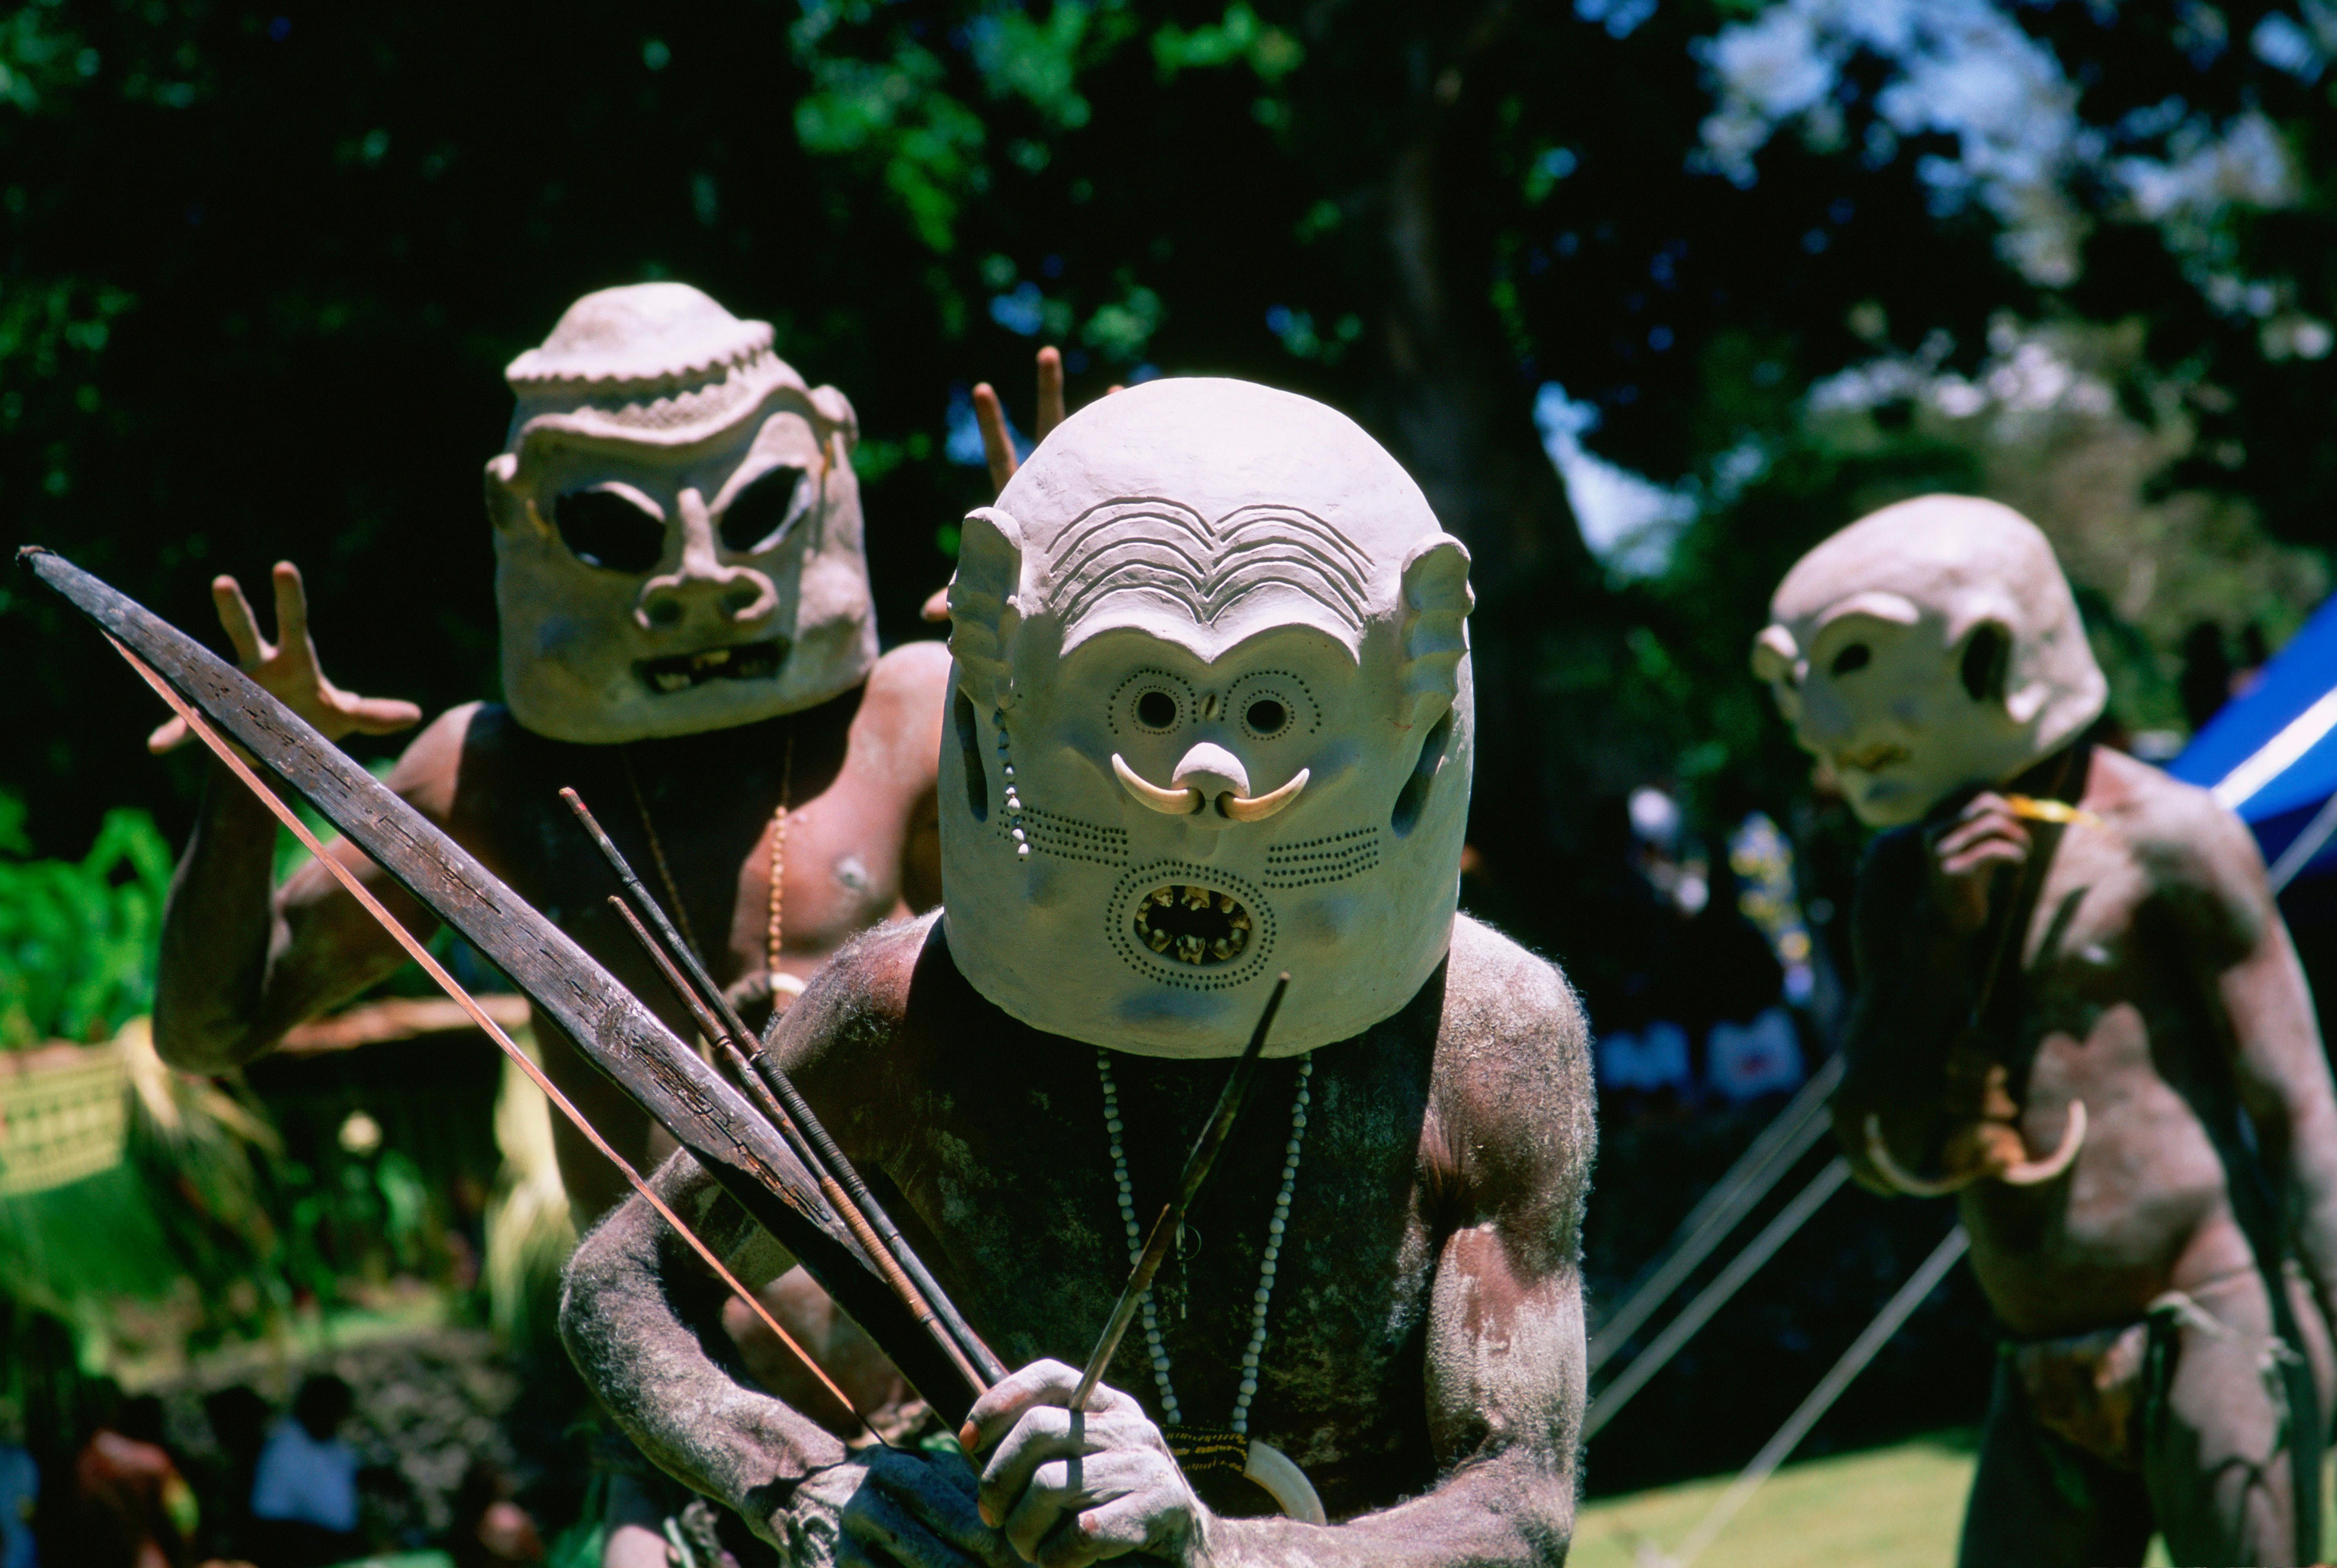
<box><xmin>1864</xmin><ymin>1114</ymin><xmax>1979</xmax><ymax>1197</ymax></box>
<box><xmin>1113</xmin><ymin>753</ymin><xmax>1204</xmax><ymax>816</ymax></box>
<box><xmin>1997</xmin><ymin>1099</ymin><xmax>2086</xmax><ymax>1186</ymax></box>
<box><xmin>1220</xmin><ymin>769</ymin><xmax>1310</xmax><ymax>822</ymax></box>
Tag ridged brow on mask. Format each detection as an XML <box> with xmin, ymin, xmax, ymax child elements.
<box><xmin>1045</xmin><ymin>498</ymin><xmax>1373</xmax><ymax>637</ymax></box>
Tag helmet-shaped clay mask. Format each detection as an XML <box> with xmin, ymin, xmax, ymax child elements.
<box><xmin>485</xmin><ymin>283</ymin><xmax>878</xmax><ymax>743</ymax></box>
<box><xmin>1752</xmin><ymin>495</ymin><xmax>2107</xmax><ymax>828</ymax></box>
<box><xmin>940</xmin><ymin>378</ymin><xmax>1475</xmax><ymax>1059</ymax></box>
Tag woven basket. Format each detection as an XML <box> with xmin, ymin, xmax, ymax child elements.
<box><xmin>0</xmin><ymin>1038</ymin><xmax>129</xmax><ymax>1197</ymax></box>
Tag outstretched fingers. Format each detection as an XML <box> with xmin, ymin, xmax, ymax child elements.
<box><xmin>211</xmin><ymin>574</ymin><xmax>270</xmax><ymax>666</ymax></box>
<box><xmin>340</xmin><ymin>693</ymin><xmax>425</xmax><ymax>735</ymax></box>
<box><xmin>1035</xmin><ymin>347</ymin><xmax>1066</xmax><ymax>439</ymax></box>
<box><xmin>974</xmin><ymin>383</ymin><xmax>1018</xmax><ymax>496</ymax></box>
<box><xmin>270</xmin><ymin>560</ymin><xmax>311</xmax><ymax>653</ymax></box>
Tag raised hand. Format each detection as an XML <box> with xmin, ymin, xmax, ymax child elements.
<box><xmin>958</xmin><ymin>1359</ymin><xmax>1204</xmax><ymax>1568</ymax></box>
<box><xmin>1924</xmin><ymin>792</ymin><xmax>2032</xmax><ymax>935</ymax></box>
<box><xmin>925</xmin><ymin>348</ymin><xmax>1078</xmax><ymax>623</ymax></box>
<box><xmin>149</xmin><ymin>561</ymin><xmax>423</xmax><ymax>752</ymax></box>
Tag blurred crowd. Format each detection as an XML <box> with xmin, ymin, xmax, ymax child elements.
<box><xmin>1582</xmin><ymin>785</ymin><xmax>1825</xmax><ymax>1122</ymax></box>
<box><xmin>0</xmin><ymin>1372</ymin><xmax>542</xmax><ymax>1568</ymax></box>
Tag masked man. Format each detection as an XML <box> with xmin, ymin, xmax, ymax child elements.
<box><xmin>1753</xmin><ymin>495</ymin><xmax>2337</xmax><ymax>1566</ymax></box>
<box><xmin>149</xmin><ymin>283</ymin><xmax>953</xmax><ymax>1560</ymax></box>
<box><xmin>558</xmin><ymin>378</ymin><xmax>1592</xmax><ymax>1567</ymax></box>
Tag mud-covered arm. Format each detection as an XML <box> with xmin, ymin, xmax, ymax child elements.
<box><xmin>1222</xmin><ymin>939</ymin><xmax>1593</xmax><ymax>1565</ymax></box>
<box><xmin>2156</xmin><ymin>802</ymin><xmax>2337</xmax><ymax>1341</ymax></box>
<box><xmin>1834</xmin><ymin>829</ymin><xmax>1977</xmax><ymax>1191</ymax></box>
<box><xmin>560</xmin><ymin>1148</ymin><xmax>848</xmax><ymax>1510</ymax></box>
<box><xmin>152</xmin><ymin>705</ymin><xmax>466</xmax><ymax>1071</ymax></box>
<box><xmin>560</xmin><ymin>1149</ymin><xmax>1012</xmax><ymax>1566</ymax></box>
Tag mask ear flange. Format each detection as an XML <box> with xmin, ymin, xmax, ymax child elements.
<box><xmin>954</xmin><ymin>688</ymin><xmax>989</xmax><ymax>823</ymax></box>
<box><xmin>1958</xmin><ymin>621</ymin><xmax>2012</xmax><ymax>705</ymax></box>
<box><xmin>1391</xmin><ymin>708</ymin><xmax>1456</xmax><ymax>838</ymax></box>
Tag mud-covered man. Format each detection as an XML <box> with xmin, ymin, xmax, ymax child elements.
<box><xmin>560</xmin><ymin>378</ymin><xmax>1595</xmax><ymax>1566</ymax></box>
<box><xmin>149</xmin><ymin>284</ymin><xmax>953</xmax><ymax>1558</ymax></box>
<box><xmin>1753</xmin><ymin>495</ymin><xmax>2337</xmax><ymax>1566</ymax></box>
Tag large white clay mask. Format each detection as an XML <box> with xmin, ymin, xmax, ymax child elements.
<box><xmin>485</xmin><ymin>283</ymin><xmax>878</xmax><ymax>744</ymax></box>
<box><xmin>940</xmin><ymin>378</ymin><xmax>1475</xmax><ymax>1059</ymax></box>
<box><xmin>1752</xmin><ymin>495</ymin><xmax>2107</xmax><ymax>828</ymax></box>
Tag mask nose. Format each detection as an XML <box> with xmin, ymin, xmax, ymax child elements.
<box><xmin>1172</xmin><ymin>742</ymin><xmax>1250</xmax><ymax>801</ymax></box>
<box><xmin>635</xmin><ymin>491</ymin><xmax>777</xmax><ymax>633</ymax></box>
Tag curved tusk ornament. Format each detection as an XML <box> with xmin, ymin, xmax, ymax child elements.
<box><xmin>1243</xmin><ymin>1438</ymin><xmax>1328</xmax><ymax>1525</ymax></box>
<box><xmin>1113</xmin><ymin>753</ymin><xmax>1202</xmax><ymax>816</ymax></box>
<box><xmin>1865</xmin><ymin>1101</ymin><xmax>2088</xmax><ymax>1196</ymax></box>
<box><xmin>1220</xmin><ymin>769</ymin><xmax>1309</xmax><ymax>823</ymax></box>
<box><xmin>1999</xmin><ymin>1099</ymin><xmax>2086</xmax><ymax>1186</ymax></box>
<box><xmin>1864</xmin><ymin>1115</ymin><xmax>1976</xmax><ymax>1197</ymax></box>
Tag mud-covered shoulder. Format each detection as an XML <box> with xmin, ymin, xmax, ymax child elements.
<box><xmin>2101</xmin><ymin>750</ymin><xmax>2275</xmax><ymax>963</ymax></box>
<box><xmin>376</xmin><ymin>700</ymin><xmax>489</xmax><ymax>821</ymax></box>
<box><xmin>849</xmin><ymin>640</ymin><xmax>951</xmax><ymax>786</ymax></box>
<box><xmin>1431</xmin><ymin>914</ymin><xmax>1595</xmax><ymax>1254</ymax></box>
<box><xmin>767</xmin><ymin>911</ymin><xmax>942</xmax><ymax>1160</ymax></box>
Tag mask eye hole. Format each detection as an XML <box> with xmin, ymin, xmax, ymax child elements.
<box><xmin>1245</xmin><ymin>699</ymin><xmax>1288</xmax><ymax>736</ymax></box>
<box><xmin>555</xmin><ymin>490</ymin><xmax>666</xmax><ymax>573</ymax></box>
<box><xmin>1135</xmin><ymin>690</ymin><xmax>1179</xmax><ymax>731</ymax></box>
<box><xmin>1830</xmin><ymin>642</ymin><xmax>1872</xmax><ymax>677</ymax></box>
<box><xmin>718</xmin><ymin>466</ymin><xmax>813</xmax><ymax>555</ymax></box>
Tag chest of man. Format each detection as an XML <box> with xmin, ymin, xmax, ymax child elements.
<box><xmin>870</xmin><ymin>1021</ymin><xmax>1450</xmax><ymax>1511</ymax></box>
<box><xmin>456</xmin><ymin>710</ymin><xmax>913</xmax><ymax>987</ymax></box>
<box><xmin>1949</xmin><ymin>820</ymin><xmax>2244</xmax><ymax>1303</ymax></box>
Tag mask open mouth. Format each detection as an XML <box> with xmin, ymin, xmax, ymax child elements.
<box><xmin>1834</xmin><ymin>742</ymin><xmax>1911</xmax><ymax>774</ymax></box>
<box><xmin>636</xmin><ymin>639</ymin><xmax>787</xmax><ymax>696</ymax></box>
<box><xmin>1133</xmin><ymin>884</ymin><xmax>1253</xmax><ymax>966</ymax></box>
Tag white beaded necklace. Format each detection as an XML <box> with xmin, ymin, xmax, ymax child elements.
<box><xmin>1095</xmin><ymin>1047</ymin><xmax>1312</xmax><ymax>1436</ymax></box>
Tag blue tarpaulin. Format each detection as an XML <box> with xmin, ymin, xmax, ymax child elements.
<box><xmin>2169</xmin><ymin>594</ymin><xmax>2337</xmax><ymax>885</ymax></box>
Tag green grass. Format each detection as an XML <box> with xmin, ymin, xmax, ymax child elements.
<box><xmin>1578</xmin><ymin>1432</ymin><xmax>2336</xmax><ymax>1566</ymax></box>
<box><xmin>1577</xmin><ymin>1432</ymin><xmax>1981</xmax><ymax>1568</ymax></box>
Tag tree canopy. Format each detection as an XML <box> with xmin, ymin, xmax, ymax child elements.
<box><xmin>4</xmin><ymin>0</ymin><xmax>2330</xmax><ymax>938</ymax></box>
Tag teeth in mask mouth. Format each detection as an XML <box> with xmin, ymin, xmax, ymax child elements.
<box><xmin>636</xmin><ymin>639</ymin><xmax>787</xmax><ymax>696</ymax></box>
<box><xmin>1133</xmin><ymin>884</ymin><xmax>1252</xmax><ymax>966</ymax></box>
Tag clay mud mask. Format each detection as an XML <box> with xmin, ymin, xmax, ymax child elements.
<box><xmin>938</xmin><ymin>377</ymin><xmax>1475</xmax><ymax>1058</ymax></box>
<box><xmin>486</xmin><ymin>283</ymin><xmax>877</xmax><ymax>744</ymax></box>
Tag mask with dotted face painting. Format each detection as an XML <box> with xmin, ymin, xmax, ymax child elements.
<box><xmin>1751</xmin><ymin>495</ymin><xmax>2107</xmax><ymax>828</ymax></box>
<box><xmin>485</xmin><ymin>283</ymin><xmax>876</xmax><ymax>744</ymax></box>
<box><xmin>940</xmin><ymin>378</ymin><xmax>1475</xmax><ymax>1059</ymax></box>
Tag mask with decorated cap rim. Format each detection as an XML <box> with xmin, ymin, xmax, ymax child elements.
<box><xmin>486</xmin><ymin>282</ymin><xmax>875</xmax><ymax>744</ymax></box>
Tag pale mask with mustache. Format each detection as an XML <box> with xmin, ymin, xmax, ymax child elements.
<box><xmin>485</xmin><ymin>283</ymin><xmax>876</xmax><ymax>744</ymax></box>
<box><xmin>941</xmin><ymin>378</ymin><xmax>1474</xmax><ymax>1058</ymax></box>
<box><xmin>1751</xmin><ymin>495</ymin><xmax>2107</xmax><ymax>828</ymax></box>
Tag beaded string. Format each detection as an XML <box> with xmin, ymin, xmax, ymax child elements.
<box><xmin>764</xmin><ymin>730</ymin><xmax>795</xmax><ymax>978</ymax></box>
<box><xmin>998</xmin><ymin>710</ymin><xmax>1029</xmax><ymax>860</ymax></box>
<box><xmin>1097</xmin><ymin>1048</ymin><xmax>1313</xmax><ymax>1436</ymax></box>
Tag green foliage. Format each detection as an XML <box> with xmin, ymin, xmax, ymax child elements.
<box><xmin>1151</xmin><ymin>3</ymin><xmax>1302</xmax><ymax>83</ymax></box>
<box><xmin>0</xmin><ymin>792</ymin><xmax>171</xmax><ymax>1047</ymax></box>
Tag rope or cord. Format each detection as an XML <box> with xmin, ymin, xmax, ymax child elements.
<box><xmin>1584</xmin><ymin>1156</ymin><xmax>1850</xmax><ymax>1439</ymax></box>
<box><xmin>2268</xmin><ymin>787</ymin><xmax>2337</xmax><ymax>893</ymax></box>
<box><xmin>1587</xmin><ymin>1055</ymin><xmax>1843</xmax><ymax>1376</ymax></box>
<box><xmin>1659</xmin><ymin>1226</ymin><xmax>1970</xmax><ymax>1568</ymax></box>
